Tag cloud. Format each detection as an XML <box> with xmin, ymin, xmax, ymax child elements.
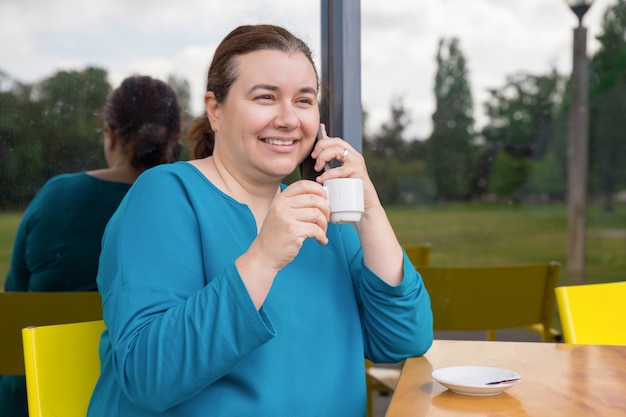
<box><xmin>0</xmin><ymin>0</ymin><xmax>617</xmax><ymax>139</ymax></box>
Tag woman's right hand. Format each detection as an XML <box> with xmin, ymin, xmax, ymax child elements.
<box><xmin>258</xmin><ymin>180</ymin><xmax>330</xmax><ymax>269</ymax></box>
<box><xmin>235</xmin><ymin>180</ymin><xmax>330</xmax><ymax>308</ymax></box>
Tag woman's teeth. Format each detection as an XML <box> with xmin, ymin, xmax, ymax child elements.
<box><xmin>265</xmin><ymin>139</ymin><xmax>294</xmax><ymax>145</ymax></box>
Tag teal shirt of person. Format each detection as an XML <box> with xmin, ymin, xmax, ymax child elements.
<box><xmin>0</xmin><ymin>172</ymin><xmax>131</xmax><ymax>417</ymax></box>
<box><xmin>4</xmin><ymin>172</ymin><xmax>132</xmax><ymax>291</ymax></box>
<box><xmin>87</xmin><ymin>162</ymin><xmax>433</xmax><ymax>417</ymax></box>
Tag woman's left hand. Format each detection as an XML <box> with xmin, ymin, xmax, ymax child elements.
<box><xmin>310</xmin><ymin>124</ymin><xmax>404</xmax><ymax>286</ymax></box>
<box><xmin>310</xmin><ymin>124</ymin><xmax>380</xmax><ymax>212</ymax></box>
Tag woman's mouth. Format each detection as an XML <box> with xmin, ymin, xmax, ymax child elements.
<box><xmin>263</xmin><ymin>138</ymin><xmax>295</xmax><ymax>146</ymax></box>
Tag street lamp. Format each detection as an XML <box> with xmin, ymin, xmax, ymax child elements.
<box><xmin>565</xmin><ymin>0</ymin><xmax>593</xmax><ymax>284</ymax></box>
<box><xmin>568</xmin><ymin>0</ymin><xmax>593</xmax><ymax>25</ymax></box>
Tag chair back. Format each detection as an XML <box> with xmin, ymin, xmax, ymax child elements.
<box><xmin>555</xmin><ymin>281</ymin><xmax>626</xmax><ymax>345</ymax></box>
<box><xmin>404</xmin><ymin>243</ymin><xmax>431</xmax><ymax>267</ymax></box>
<box><xmin>0</xmin><ymin>291</ymin><xmax>102</xmax><ymax>375</ymax></box>
<box><xmin>22</xmin><ymin>320</ymin><xmax>105</xmax><ymax>417</ymax></box>
<box><xmin>419</xmin><ymin>262</ymin><xmax>560</xmax><ymax>341</ymax></box>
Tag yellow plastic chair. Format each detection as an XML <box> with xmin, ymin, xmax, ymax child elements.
<box><xmin>421</xmin><ymin>262</ymin><xmax>561</xmax><ymax>341</ymax></box>
<box><xmin>22</xmin><ymin>320</ymin><xmax>105</xmax><ymax>417</ymax></box>
<box><xmin>365</xmin><ymin>243</ymin><xmax>432</xmax><ymax>417</ymax></box>
<box><xmin>0</xmin><ymin>291</ymin><xmax>102</xmax><ymax>375</ymax></box>
<box><xmin>555</xmin><ymin>281</ymin><xmax>626</xmax><ymax>345</ymax></box>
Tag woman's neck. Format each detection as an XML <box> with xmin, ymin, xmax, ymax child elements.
<box><xmin>197</xmin><ymin>156</ymin><xmax>280</xmax><ymax>231</ymax></box>
<box><xmin>86</xmin><ymin>165</ymin><xmax>141</xmax><ymax>184</ymax></box>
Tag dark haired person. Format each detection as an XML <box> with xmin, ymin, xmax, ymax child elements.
<box><xmin>1</xmin><ymin>75</ymin><xmax>182</xmax><ymax>417</ymax></box>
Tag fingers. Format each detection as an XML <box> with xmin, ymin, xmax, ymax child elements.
<box><xmin>281</xmin><ymin>182</ymin><xmax>330</xmax><ymax>241</ymax></box>
<box><xmin>256</xmin><ymin>181</ymin><xmax>330</xmax><ymax>269</ymax></box>
<box><xmin>311</xmin><ymin>137</ymin><xmax>365</xmax><ymax>182</ymax></box>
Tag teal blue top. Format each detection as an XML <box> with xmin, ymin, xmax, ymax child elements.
<box><xmin>5</xmin><ymin>172</ymin><xmax>132</xmax><ymax>291</ymax></box>
<box><xmin>88</xmin><ymin>162</ymin><xmax>432</xmax><ymax>417</ymax></box>
<box><xmin>1</xmin><ymin>172</ymin><xmax>131</xmax><ymax>417</ymax></box>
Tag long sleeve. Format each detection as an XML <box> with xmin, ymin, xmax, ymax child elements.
<box><xmin>358</xmin><ymin>253</ymin><xmax>433</xmax><ymax>362</ymax></box>
<box><xmin>331</xmin><ymin>223</ymin><xmax>433</xmax><ymax>363</ymax></box>
<box><xmin>95</xmin><ymin>167</ymin><xmax>275</xmax><ymax>412</ymax></box>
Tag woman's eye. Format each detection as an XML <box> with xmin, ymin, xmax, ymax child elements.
<box><xmin>256</xmin><ymin>94</ymin><xmax>274</xmax><ymax>101</ymax></box>
<box><xmin>297</xmin><ymin>97</ymin><xmax>314</xmax><ymax>105</ymax></box>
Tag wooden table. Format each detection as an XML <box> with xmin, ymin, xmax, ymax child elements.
<box><xmin>386</xmin><ymin>339</ymin><xmax>626</xmax><ymax>416</ymax></box>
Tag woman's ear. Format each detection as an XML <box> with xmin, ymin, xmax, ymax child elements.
<box><xmin>204</xmin><ymin>92</ymin><xmax>221</xmax><ymax>132</ymax></box>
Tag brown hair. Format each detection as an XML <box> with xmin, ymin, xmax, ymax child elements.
<box><xmin>104</xmin><ymin>75</ymin><xmax>182</xmax><ymax>171</ymax></box>
<box><xmin>187</xmin><ymin>24</ymin><xmax>318</xmax><ymax>159</ymax></box>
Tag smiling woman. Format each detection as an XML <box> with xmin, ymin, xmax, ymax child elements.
<box><xmin>85</xmin><ymin>23</ymin><xmax>433</xmax><ymax>417</ymax></box>
<box><xmin>3</xmin><ymin>4</ymin><xmax>625</xmax><ymax>417</ymax></box>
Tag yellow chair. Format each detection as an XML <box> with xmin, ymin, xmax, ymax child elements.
<box><xmin>421</xmin><ymin>262</ymin><xmax>561</xmax><ymax>341</ymax></box>
<box><xmin>404</xmin><ymin>243</ymin><xmax>431</xmax><ymax>268</ymax></box>
<box><xmin>22</xmin><ymin>320</ymin><xmax>105</xmax><ymax>417</ymax></box>
<box><xmin>365</xmin><ymin>243</ymin><xmax>432</xmax><ymax>417</ymax></box>
<box><xmin>366</xmin><ymin>261</ymin><xmax>561</xmax><ymax>416</ymax></box>
<box><xmin>555</xmin><ymin>281</ymin><xmax>626</xmax><ymax>345</ymax></box>
<box><xmin>0</xmin><ymin>291</ymin><xmax>102</xmax><ymax>376</ymax></box>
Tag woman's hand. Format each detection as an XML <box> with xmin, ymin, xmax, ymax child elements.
<box><xmin>236</xmin><ymin>180</ymin><xmax>330</xmax><ymax>308</ymax></box>
<box><xmin>310</xmin><ymin>124</ymin><xmax>381</xmax><ymax>213</ymax></box>
<box><xmin>256</xmin><ymin>180</ymin><xmax>330</xmax><ymax>270</ymax></box>
<box><xmin>310</xmin><ymin>124</ymin><xmax>404</xmax><ymax>287</ymax></box>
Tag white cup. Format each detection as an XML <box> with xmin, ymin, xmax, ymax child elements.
<box><xmin>323</xmin><ymin>178</ymin><xmax>364</xmax><ymax>224</ymax></box>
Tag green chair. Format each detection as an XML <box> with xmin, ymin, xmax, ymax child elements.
<box><xmin>22</xmin><ymin>320</ymin><xmax>105</xmax><ymax>417</ymax></box>
<box><xmin>0</xmin><ymin>291</ymin><xmax>102</xmax><ymax>376</ymax></box>
<box><xmin>420</xmin><ymin>262</ymin><xmax>561</xmax><ymax>342</ymax></box>
<box><xmin>555</xmin><ymin>281</ymin><xmax>626</xmax><ymax>345</ymax></box>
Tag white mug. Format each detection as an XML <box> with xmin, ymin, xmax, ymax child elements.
<box><xmin>323</xmin><ymin>178</ymin><xmax>364</xmax><ymax>224</ymax></box>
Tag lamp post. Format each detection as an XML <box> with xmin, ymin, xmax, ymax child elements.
<box><xmin>565</xmin><ymin>0</ymin><xmax>593</xmax><ymax>284</ymax></box>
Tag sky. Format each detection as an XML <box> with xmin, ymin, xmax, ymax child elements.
<box><xmin>0</xmin><ymin>0</ymin><xmax>617</xmax><ymax>139</ymax></box>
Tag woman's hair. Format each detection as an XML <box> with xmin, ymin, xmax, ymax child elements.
<box><xmin>187</xmin><ymin>24</ymin><xmax>318</xmax><ymax>159</ymax></box>
<box><xmin>104</xmin><ymin>75</ymin><xmax>182</xmax><ymax>171</ymax></box>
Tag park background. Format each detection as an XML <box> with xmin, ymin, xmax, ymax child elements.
<box><xmin>1</xmin><ymin>2</ymin><xmax>625</xmax><ymax>297</ymax></box>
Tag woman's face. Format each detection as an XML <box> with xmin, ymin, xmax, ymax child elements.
<box><xmin>206</xmin><ymin>49</ymin><xmax>320</xmax><ymax>182</ymax></box>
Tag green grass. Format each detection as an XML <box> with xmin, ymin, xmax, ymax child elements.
<box><xmin>1</xmin><ymin>203</ymin><xmax>624</xmax><ymax>289</ymax></box>
<box><xmin>387</xmin><ymin>202</ymin><xmax>625</xmax><ymax>286</ymax></box>
<box><xmin>0</xmin><ymin>211</ymin><xmax>22</xmax><ymax>286</ymax></box>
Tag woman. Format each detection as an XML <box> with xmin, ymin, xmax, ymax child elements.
<box><xmin>4</xmin><ymin>75</ymin><xmax>182</xmax><ymax>292</ymax></box>
<box><xmin>88</xmin><ymin>24</ymin><xmax>432</xmax><ymax>417</ymax></box>
<box><xmin>1</xmin><ymin>75</ymin><xmax>182</xmax><ymax>417</ymax></box>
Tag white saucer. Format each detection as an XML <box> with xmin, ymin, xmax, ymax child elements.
<box><xmin>431</xmin><ymin>366</ymin><xmax>521</xmax><ymax>396</ymax></box>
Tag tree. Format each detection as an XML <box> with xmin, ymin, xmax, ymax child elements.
<box><xmin>167</xmin><ymin>74</ymin><xmax>194</xmax><ymax>160</ymax></box>
<box><xmin>364</xmin><ymin>97</ymin><xmax>428</xmax><ymax>204</ymax></box>
<box><xmin>0</xmin><ymin>68</ymin><xmax>111</xmax><ymax>208</ymax></box>
<box><xmin>488</xmin><ymin>151</ymin><xmax>531</xmax><ymax>199</ymax></box>
<box><xmin>0</xmin><ymin>76</ymin><xmax>47</xmax><ymax>207</ymax></box>
<box><xmin>426</xmin><ymin>37</ymin><xmax>475</xmax><ymax>201</ymax></box>
<box><xmin>37</xmin><ymin>67</ymin><xmax>111</xmax><ymax>176</ymax></box>
<box><xmin>481</xmin><ymin>70</ymin><xmax>566</xmax><ymax>199</ymax></box>
<box><xmin>369</xmin><ymin>96</ymin><xmax>411</xmax><ymax>158</ymax></box>
<box><xmin>589</xmin><ymin>0</ymin><xmax>626</xmax><ymax>211</ymax></box>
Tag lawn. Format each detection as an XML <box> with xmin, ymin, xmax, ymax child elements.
<box><xmin>1</xmin><ymin>202</ymin><xmax>624</xmax><ymax>289</ymax></box>
<box><xmin>387</xmin><ymin>202</ymin><xmax>625</xmax><ymax>285</ymax></box>
<box><xmin>0</xmin><ymin>211</ymin><xmax>21</xmax><ymax>287</ymax></box>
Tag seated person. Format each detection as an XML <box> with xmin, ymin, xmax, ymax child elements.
<box><xmin>0</xmin><ymin>75</ymin><xmax>182</xmax><ymax>417</ymax></box>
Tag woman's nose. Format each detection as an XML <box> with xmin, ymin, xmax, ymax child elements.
<box><xmin>273</xmin><ymin>102</ymin><xmax>300</xmax><ymax>129</ymax></box>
